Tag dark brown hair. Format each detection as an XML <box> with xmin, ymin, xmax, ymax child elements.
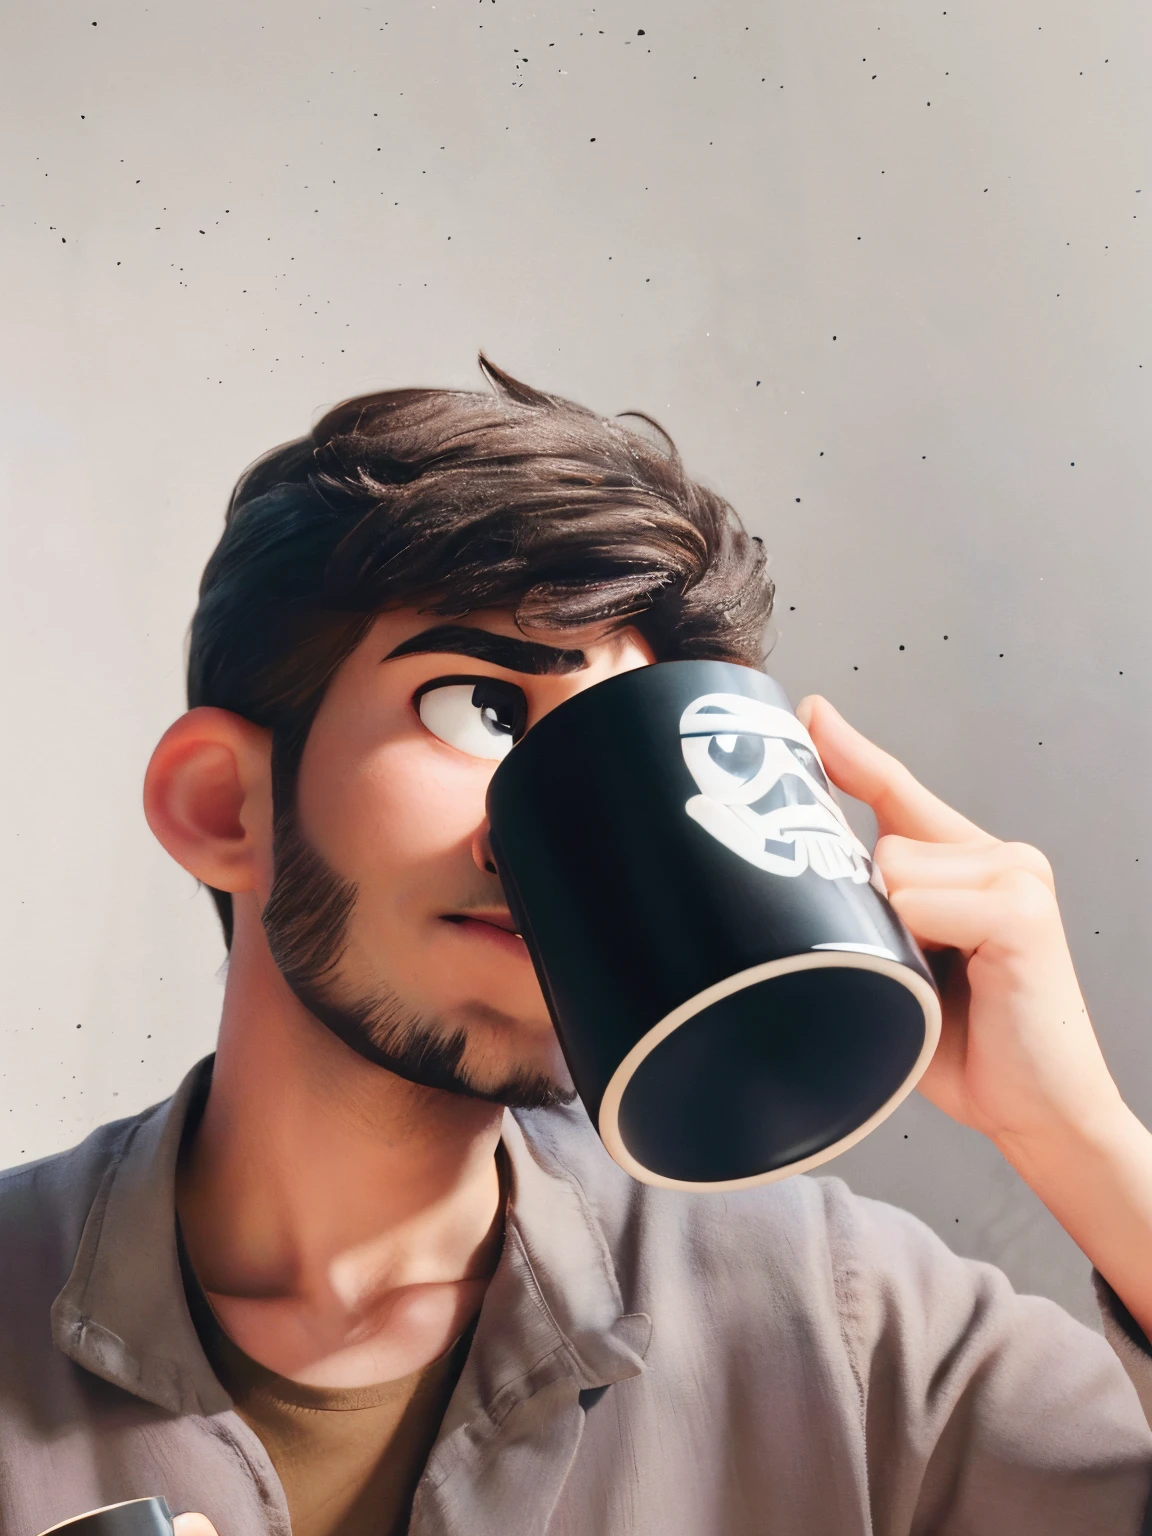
<box><xmin>188</xmin><ymin>356</ymin><xmax>775</xmax><ymax>945</ymax></box>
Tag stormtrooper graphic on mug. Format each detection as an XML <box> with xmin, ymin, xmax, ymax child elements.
<box><xmin>679</xmin><ymin>694</ymin><xmax>886</xmax><ymax>892</ymax></box>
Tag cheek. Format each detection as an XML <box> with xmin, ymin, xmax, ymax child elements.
<box><xmin>296</xmin><ymin>728</ymin><xmax>488</xmax><ymax>876</ymax></box>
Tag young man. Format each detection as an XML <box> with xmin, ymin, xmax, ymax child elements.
<box><xmin>2</xmin><ymin>358</ymin><xmax>1152</xmax><ymax>1536</ymax></box>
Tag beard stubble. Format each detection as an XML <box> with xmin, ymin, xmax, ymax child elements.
<box><xmin>260</xmin><ymin>799</ymin><xmax>575</xmax><ymax>1112</ymax></box>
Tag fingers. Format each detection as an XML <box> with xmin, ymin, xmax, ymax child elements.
<box><xmin>888</xmin><ymin>870</ymin><xmax>1062</xmax><ymax>956</ymax></box>
<box><xmin>877</xmin><ymin>837</ymin><xmax>1059</xmax><ymax>958</ymax></box>
<box><xmin>795</xmin><ymin>694</ymin><xmax>995</xmax><ymax>846</ymax></box>
<box><xmin>173</xmin><ymin>1517</ymin><xmax>221</xmax><ymax>1536</ymax></box>
<box><xmin>875</xmin><ymin>835</ymin><xmax>1056</xmax><ymax>894</ymax></box>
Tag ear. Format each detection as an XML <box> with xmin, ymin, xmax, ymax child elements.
<box><xmin>143</xmin><ymin>707</ymin><xmax>274</xmax><ymax>896</ymax></box>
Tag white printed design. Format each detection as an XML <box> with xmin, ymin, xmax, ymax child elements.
<box><xmin>679</xmin><ymin>694</ymin><xmax>885</xmax><ymax>890</ymax></box>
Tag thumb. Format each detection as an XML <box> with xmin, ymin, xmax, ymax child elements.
<box><xmin>173</xmin><ymin>1517</ymin><xmax>220</xmax><ymax>1536</ymax></box>
<box><xmin>793</xmin><ymin>694</ymin><xmax>818</xmax><ymax>732</ymax></box>
<box><xmin>794</xmin><ymin>695</ymin><xmax>858</xmax><ymax>771</ymax></box>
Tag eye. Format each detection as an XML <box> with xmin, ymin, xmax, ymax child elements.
<box><xmin>682</xmin><ymin>732</ymin><xmax>767</xmax><ymax>800</ymax></box>
<box><xmin>707</xmin><ymin>733</ymin><xmax>765</xmax><ymax>784</ymax></box>
<box><xmin>415</xmin><ymin>676</ymin><xmax>528</xmax><ymax>761</ymax></box>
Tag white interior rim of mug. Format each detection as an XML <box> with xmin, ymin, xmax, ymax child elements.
<box><xmin>39</xmin><ymin>1502</ymin><xmax>164</xmax><ymax>1535</ymax></box>
<box><xmin>598</xmin><ymin>950</ymin><xmax>943</xmax><ymax>1193</ymax></box>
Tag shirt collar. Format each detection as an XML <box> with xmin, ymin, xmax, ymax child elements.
<box><xmin>51</xmin><ymin>1054</ymin><xmax>227</xmax><ymax>1415</ymax></box>
<box><xmin>51</xmin><ymin>1055</ymin><xmax>649</xmax><ymax>1418</ymax></box>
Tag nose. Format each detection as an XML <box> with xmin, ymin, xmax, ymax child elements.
<box><xmin>472</xmin><ymin>820</ymin><xmax>498</xmax><ymax>877</ymax></box>
<box><xmin>749</xmin><ymin>773</ymin><xmax>820</xmax><ymax>815</ymax></box>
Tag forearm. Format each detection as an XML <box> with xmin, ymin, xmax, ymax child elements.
<box><xmin>997</xmin><ymin>1098</ymin><xmax>1152</xmax><ymax>1344</ymax></box>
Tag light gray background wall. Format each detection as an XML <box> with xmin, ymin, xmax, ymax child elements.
<box><xmin>2</xmin><ymin>0</ymin><xmax>1149</xmax><ymax>1329</ymax></box>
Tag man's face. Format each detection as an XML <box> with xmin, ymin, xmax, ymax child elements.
<box><xmin>261</xmin><ymin>609</ymin><xmax>653</xmax><ymax>1108</ymax></box>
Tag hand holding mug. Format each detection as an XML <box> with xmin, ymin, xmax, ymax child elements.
<box><xmin>796</xmin><ymin>693</ymin><xmax>1123</xmax><ymax>1153</ymax></box>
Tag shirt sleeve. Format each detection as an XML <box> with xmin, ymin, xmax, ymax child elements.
<box><xmin>1095</xmin><ymin>1269</ymin><xmax>1152</xmax><ymax>1430</ymax></box>
<box><xmin>822</xmin><ymin>1179</ymin><xmax>1152</xmax><ymax>1536</ymax></box>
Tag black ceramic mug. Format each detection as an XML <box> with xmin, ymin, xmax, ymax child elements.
<box><xmin>38</xmin><ymin>1500</ymin><xmax>174</xmax><ymax>1536</ymax></box>
<box><xmin>487</xmin><ymin>659</ymin><xmax>941</xmax><ymax>1191</ymax></box>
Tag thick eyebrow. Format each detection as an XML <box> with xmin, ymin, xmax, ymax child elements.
<box><xmin>383</xmin><ymin>624</ymin><xmax>586</xmax><ymax>675</ymax></box>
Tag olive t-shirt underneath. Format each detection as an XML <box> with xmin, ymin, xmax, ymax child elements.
<box><xmin>180</xmin><ymin>1238</ymin><xmax>473</xmax><ymax>1536</ymax></box>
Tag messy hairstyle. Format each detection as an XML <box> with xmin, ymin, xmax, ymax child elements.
<box><xmin>188</xmin><ymin>356</ymin><xmax>775</xmax><ymax>945</ymax></box>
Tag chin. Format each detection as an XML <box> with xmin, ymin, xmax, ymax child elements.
<box><xmin>462</xmin><ymin>1026</ymin><xmax>572</xmax><ymax>1085</ymax></box>
<box><xmin>450</xmin><ymin>1010</ymin><xmax>575</xmax><ymax>1099</ymax></box>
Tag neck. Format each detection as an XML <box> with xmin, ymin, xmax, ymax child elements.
<box><xmin>176</xmin><ymin>898</ymin><xmax>506</xmax><ymax>1385</ymax></box>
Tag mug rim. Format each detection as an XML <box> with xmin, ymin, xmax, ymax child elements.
<box><xmin>598</xmin><ymin>949</ymin><xmax>943</xmax><ymax>1193</ymax></box>
<box><xmin>38</xmin><ymin>1501</ymin><xmax>170</xmax><ymax>1536</ymax></box>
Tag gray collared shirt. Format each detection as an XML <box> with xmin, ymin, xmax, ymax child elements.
<box><xmin>1</xmin><ymin>1055</ymin><xmax>1151</xmax><ymax>1536</ymax></box>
